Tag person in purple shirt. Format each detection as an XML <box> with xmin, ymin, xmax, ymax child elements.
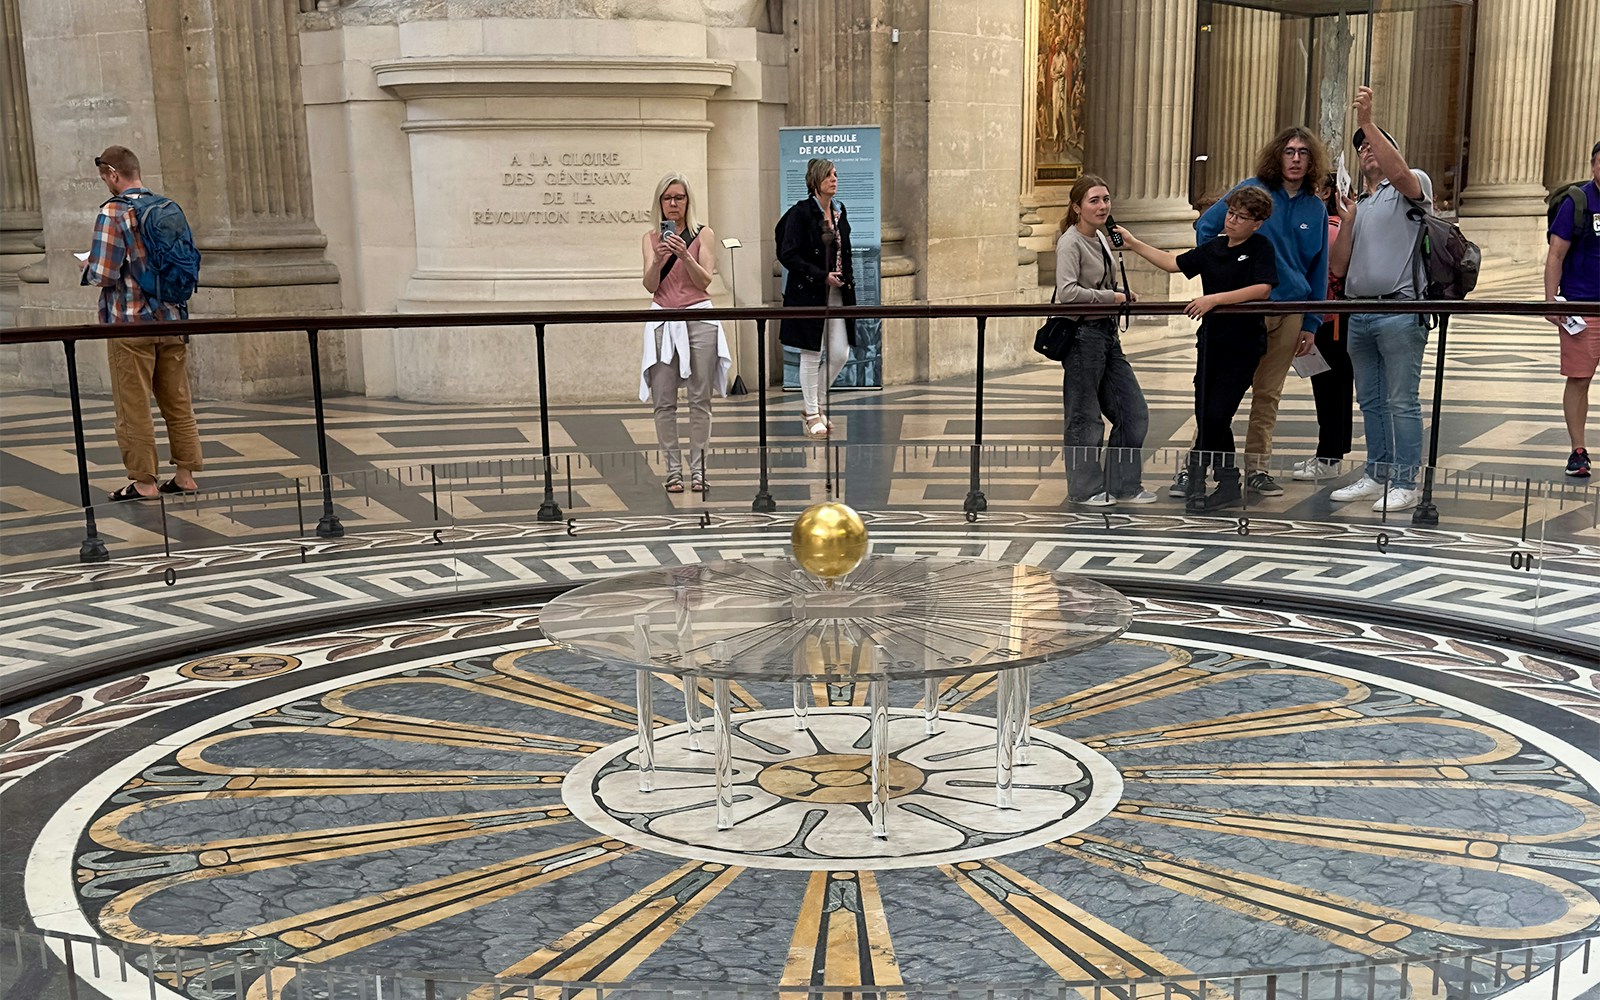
<box><xmin>1184</xmin><ymin>126</ymin><xmax>1329</xmax><ymax>501</ymax></box>
<box><xmin>1546</xmin><ymin>140</ymin><xmax>1600</xmax><ymax>478</ymax></box>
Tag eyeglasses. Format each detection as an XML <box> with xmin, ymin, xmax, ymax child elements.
<box><xmin>1283</xmin><ymin>148</ymin><xmax>1312</xmax><ymax>159</ymax></box>
<box><xmin>1224</xmin><ymin>209</ymin><xmax>1261</xmax><ymax>222</ymax></box>
<box><xmin>661</xmin><ymin>194</ymin><xmax>688</xmax><ymax>203</ymax></box>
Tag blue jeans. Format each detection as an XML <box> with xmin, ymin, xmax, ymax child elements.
<box><xmin>1062</xmin><ymin>319</ymin><xmax>1148</xmax><ymax>499</ymax></box>
<box><xmin>1347</xmin><ymin>311</ymin><xmax>1428</xmax><ymax>490</ymax></box>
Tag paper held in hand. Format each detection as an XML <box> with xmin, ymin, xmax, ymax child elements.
<box><xmin>73</xmin><ymin>251</ymin><xmax>90</xmax><ymax>261</ymax></box>
<box><xmin>1291</xmin><ymin>344</ymin><xmax>1333</xmax><ymax>378</ymax></box>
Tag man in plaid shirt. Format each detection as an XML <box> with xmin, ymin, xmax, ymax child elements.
<box><xmin>81</xmin><ymin>145</ymin><xmax>202</xmax><ymax>501</ymax></box>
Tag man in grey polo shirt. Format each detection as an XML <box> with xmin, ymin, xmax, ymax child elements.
<box><xmin>1328</xmin><ymin>86</ymin><xmax>1432</xmax><ymax>512</ymax></box>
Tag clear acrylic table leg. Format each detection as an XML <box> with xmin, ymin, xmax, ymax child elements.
<box><xmin>714</xmin><ymin>677</ymin><xmax>733</xmax><ymax>830</ymax></box>
<box><xmin>1014</xmin><ymin>666</ymin><xmax>1031</xmax><ymax>764</ymax></box>
<box><xmin>631</xmin><ymin>614</ymin><xmax>655</xmax><ymax>792</ymax></box>
<box><xmin>923</xmin><ymin>676</ymin><xmax>940</xmax><ymax>734</ymax></box>
<box><xmin>635</xmin><ymin>671</ymin><xmax>656</xmax><ymax>792</ymax></box>
<box><xmin>995</xmin><ymin>669</ymin><xmax>1017</xmax><ymax>809</ymax></box>
<box><xmin>683</xmin><ymin>675</ymin><xmax>703</xmax><ymax>752</ymax></box>
<box><xmin>792</xmin><ymin>680</ymin><xmax>809</xmax><ymax>730</ymax></box>
<box><xmin>869</xmin><ymin>677</ymin><xmax>889</xmax><ymax>839</ymax></box>
<box><xmin>675</xmin><ymin>586</ymin><xmax>700</xmax><ymax>751</ymax></box>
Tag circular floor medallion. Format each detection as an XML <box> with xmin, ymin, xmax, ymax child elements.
<box><xmin>560</xmin><ymin>708</ymin><xmax>1124</xmax><ymax>871</ymax></box>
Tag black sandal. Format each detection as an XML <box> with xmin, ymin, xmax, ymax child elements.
<box><xmin>108</xmin><ymin>482</ymin><xmax>155</xmax><ymax>502</ymax></box>
<box><xmin>690</xmin><ymin>472</ymin><xmax>707</xmax><ymax>493</ymax></box>
<box><xmin>158</xmin><ymin>479</ymin><xmax>197</xmax><ymax>495</ymax></box>
<box><xmin>664</xmin><ymin>472</ymin><xmax>685</xmax><ymax>493</ymax></box>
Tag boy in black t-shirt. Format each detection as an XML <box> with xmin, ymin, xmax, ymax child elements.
<box><xmin>1115</xmin><ymin>185</ymin><xmax>1279</xmax><ymax>512</ymax></box>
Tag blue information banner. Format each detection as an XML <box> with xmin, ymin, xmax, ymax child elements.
<box><xmin>778</xmin><ymin>125</ymin><xmax>882</xmax><ymax>389</ymax></box>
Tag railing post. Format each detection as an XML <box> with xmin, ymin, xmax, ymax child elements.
<box><xmin>534</xmin><ymin>322</ymin><xmax>562</xmax><ymax>521</ymax></box>
<box><xmin>1412</xmin><ymin>312</ymin><xmax>1448</xmax><ymax>526</ymax></box>
<box><xmin>752</xmin><ymin>316</ymin><xmax>776</xmax><ymax>513</ymax></box>
<box><xmin>963</xmin><ymin>315</ymin><xmax>988</xmax><ymax>514</ymax></box>
<box><xmin>63</xmin><ymin>341</ymin><xmax>111</xmax><ymax>563</ymax></box>
<box><xmin>306</xmin><ymin>329</ymin><xmax>344</xmax><ymax>538</ymax></box>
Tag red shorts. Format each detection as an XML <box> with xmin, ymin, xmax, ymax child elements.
<box><xmin>1560</xmin><ymin>320</ymin><xmax>1600</xmax><ymax>379</ymax></box>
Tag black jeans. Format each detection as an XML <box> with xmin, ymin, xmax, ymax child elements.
<box><xmin>1190</xmin><ymin>329</ymin><xmax>1266</xmax><ymax>489</ymax></box>
<box><xmin>1062</xmin><ymin>319</ymin><xmax>1149</xmax><ymax>500</ymax></box>
<box><xmin>1310</xmin><ymin>317</ymin><xmax>1354</xmax><ymax>461</ymax></box>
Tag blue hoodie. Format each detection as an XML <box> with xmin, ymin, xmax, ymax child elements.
<box><xmin>1197</xmin><ymin>178</ymin><xmax>1329</xmax><ymax>334</ymax></box>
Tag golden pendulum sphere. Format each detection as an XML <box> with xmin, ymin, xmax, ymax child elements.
<box><xmin>790</xmin><ymin>501</ymin><xmax>870</xmax><ymax>579</ymax></box>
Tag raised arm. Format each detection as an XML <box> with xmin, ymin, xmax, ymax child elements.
<box><xmin>1354</xmin><ymin>87</ymin><xmax>1423</xmax><ymax>202</ymax></box>
<box><xmin>1112</xmin><ymin>226</ymin><xmax>1180</xmax><ymax>274</ymax></box>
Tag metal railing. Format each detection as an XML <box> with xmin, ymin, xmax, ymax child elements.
<box><xmin>5</xmin><ymin>296</ymin><xmax>1597</xmax><ymax>564</ymax></box>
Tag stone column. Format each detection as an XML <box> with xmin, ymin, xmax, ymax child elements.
<box><xmin>1275</xmin><ymin>18</ymin><xmax>1311</xmax><ymax>133</ymax></box>
<box><xmin>1405</xmin><ymin>6</ymin><xmax>1467</xmax><ymax>208</ymax></box>
<box><xmin>1457</xmin><ymin>0</ymin><xmax>1557</xmax><ymax>261</ymax></box>
<box><xmin>0</xmin><ymin>0</ymin><xmax>43</xmax><ymax>331</ymax></box>
<box><xmin>1368</xmin><ymin>11</ymin><xmax>1415</xmax><ymax>152</ymax></box>
<box><xmin>14</xmin><ymin>0</ymin><xmax>341</xmax><ymax>398</ymax></box>
<box><xmin>1544</xmin><ymin>0</ymin><xmax>1600</xmax><ymax>189</ymax></box>
<box><xmin>1085</xmin><ymin>0</ymin><xmax>1197</xmax><ymax>246</ymax></box>
<box><xmin>1195</xmin><ymin>5</ymin><xmax>1279</xmax><ymax>197</ymax></box>
<box><xmin>1085</xmin><ymin>0</ymin><xmax>1200</xmax><ymax>326</ymax></box>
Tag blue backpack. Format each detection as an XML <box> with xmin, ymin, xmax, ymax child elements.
<box><xmin>112</xmin><ymin>192</ymin><xmax>201</xmax><ymax>305</ymax></box>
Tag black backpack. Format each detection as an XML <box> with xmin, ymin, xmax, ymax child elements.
<box><xmin>110</xmin><ymin>192</ymin><xmax>202</xmax><ymax>305</ymax></box>
<box><xmin>1406</xmin><ymin>204</ymin><xmax>1481</xmax><ymax>300</ymax></box>
<box><xmin>1546</xmin><ymin>183</ymin><xmax>1597</xmax><ymax>249</ymax></box>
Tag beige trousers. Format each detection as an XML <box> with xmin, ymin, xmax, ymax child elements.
<box><xmin>107</xmin><ymin>336</ymin><xmax>203</xmax><ymax>483</ymax></box>
<box><xmin>1244</xmin><ymin>313</ymin><xmax>1302</xmax><ymax>474</ymax></box>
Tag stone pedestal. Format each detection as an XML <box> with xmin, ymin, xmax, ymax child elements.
<box><xmin>371</xmin><ymin>17</ymin><xmax>733</xmax><ymax>402</ymax></box>
<box><xmin>1458</xmin><ymin>0</ymin><xmax>1557</xmax><ymax>262</ymax></box>
<box><xmin>1544</xmin><ymin>0</ymin><xmax>1600</xmax><ymax>189</ymax></box>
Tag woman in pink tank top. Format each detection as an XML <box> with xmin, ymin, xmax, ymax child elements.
<box><xmin>641</xmin><ymin>173</ymin><xmax>721</xmax><ymax>493</ymax></box>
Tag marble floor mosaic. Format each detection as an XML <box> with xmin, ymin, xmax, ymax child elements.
<box><xmin>3</xmin><ymin>594</ymin><xmax>1598</xmax><ymax>998</ymax></box>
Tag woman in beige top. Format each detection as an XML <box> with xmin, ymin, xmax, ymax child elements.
<box><xmin>1053</xmin><ymin>173</ymin><xmax>1151</xmax><ymax>506</ymax></box>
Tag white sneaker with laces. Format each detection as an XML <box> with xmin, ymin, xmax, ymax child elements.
<box><xmin>1115</xmin><ymin>490</ymin><xmax>1159</xmax><ymax>504</ymax></box>
<box><xmin>1371</xmin><ymin>487</ymin><xmax>1419</xmax><ymax>512</ymax></box>
<box><xmin>1329</xmin><ymin>476</ymin><xmax>1384</xmax><ymax>502</ymax></box>
<box><xmin>1291</xmin><ymin>457</ymin><xmax>1342</xmax><ymax>481</ymax></box>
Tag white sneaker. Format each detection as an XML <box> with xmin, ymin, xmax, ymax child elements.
<box><xmin>1076</xmin><ymin>492</ymin><xmax>1116</xmax><ymax>507</ymax></box>
<box><xmin>1371</xmin><ymin>487</ymin><xmax>1419</xmax><ymax>512</ymax></box>
<box><xmin>1329</xmin><ymin>476</ymin><xmax>1384</xmax><ymax>502</ymax></box>
<box><xmin>1291</xmin><ymin>457</ymin><xmax>1342</xmax><ymax>481</ymax></box>
<box><xmin>1115</xmin><ymin>489</ymin><xmax>1159</xmax><ymax>504</ymax></box>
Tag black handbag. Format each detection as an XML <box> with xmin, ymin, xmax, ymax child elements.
<box><xmin>1033</xmin><ymin>291</ymin><xmax>1078</xmax><ymax>362</ymax></box>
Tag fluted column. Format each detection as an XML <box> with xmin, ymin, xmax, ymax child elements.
<box><xmin>1406</xmin><ymin>5</ymin><xmax>1470</xmax><ymax>208</ymax></box>
<box><xmin>1457</xmin><ymin>0</ymin><xmax>1556</xmax><ymax>217</ymax></box>
<box><xmin>1368</xmin><ymin>11</ymin><xmax>1415</xmax><ymax>151</ymax></box>
<box><xmin>184</xmin><ymin>0</ymin><xmax>338</xmax><ymax>288</ymax></box>
<box><xmin>1196</xmin><ymin>5</ymin><xmax>1279</xmax><ymax>197</ymax></box>
<box><xmin>1085</xmin><ymin>0</ymin><xmax>1198</xmax><ymax>247</ymax></box>
<box><xmin>1275</xmin><ymin>18</ymin><xmax>1311</xmax><ymax>132</ymax></box>
<box><xmin>1544</xmin><ymin>0</ymin><xmax>1600</xmax><ymax>189</ymax></box>
<box><xmin>0</xmin><ymin>0</ymin><xmax>43</xmax><ymax>331</ymax></box>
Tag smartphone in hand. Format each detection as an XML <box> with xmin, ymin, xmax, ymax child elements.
<box><xmin>660</xmin><ymin>220</ymin><xmax>677</xmax><ymax>239</ymax></box>
<box><xmin>1105</xmin><ymin>214</ymin><xmax>1124</xmax><ymax>249</ymax></box>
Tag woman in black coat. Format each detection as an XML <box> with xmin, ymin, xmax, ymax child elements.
<box><xmin>777</xmin><ymin>158</ymin><xmax>855</xmax><ymax>438</ymax></box>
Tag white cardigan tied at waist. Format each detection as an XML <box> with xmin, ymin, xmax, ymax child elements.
<box><xmin>639</xmin><ymin>300</ymin><xmax>733</xmax><ymax>402</ymax></box>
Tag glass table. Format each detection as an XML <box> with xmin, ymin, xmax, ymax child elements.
<box><xmin>539</xmin><ymin>555</ymin><xmax>1133</xmax><ymax>838</ymax></box>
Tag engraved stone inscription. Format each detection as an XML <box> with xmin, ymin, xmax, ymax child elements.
<box><xmin>478</xmin><ymin>150</ymin><xmax>647</xmax><ymax>225</ymax></box>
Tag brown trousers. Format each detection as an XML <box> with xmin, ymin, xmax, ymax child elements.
<box><xmin>107</xmin><ymin>336</ymin><xmax>203</xmax><ymax>482</ymax></box>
